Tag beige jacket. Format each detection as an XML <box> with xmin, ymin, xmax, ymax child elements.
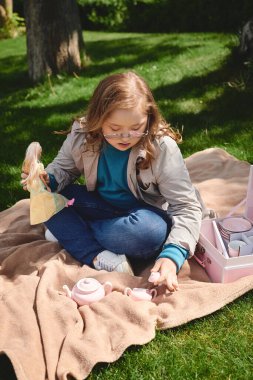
<box><xmin>46</xmin><ymin>121</ymin><xmax>202</xmax><ymax>254</ymax></box>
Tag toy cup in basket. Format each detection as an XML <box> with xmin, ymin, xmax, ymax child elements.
<box><xmin>63</xmin><ymin>278</ymin><xmax>113</xmax><ymax>306</ymax></box>
<box><xmin>22</xmin><ymin>141</ymin><xmax>74</xmax><ymax>225</ymax></box>
<box><xmin>195</xmin><ymin>165</ymin><xmax>253</xmax><ymax>283</ymax></box>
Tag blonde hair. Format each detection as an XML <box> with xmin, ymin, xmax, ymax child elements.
<box><xmin>60</xmin><ymin>71</ymin><xmax>182</xmax><ymax>169</ymax></box>
<box><xmin>22</xmin><ymin>142</ymin><xmax>43</xmax><ymax>189</ymax></box>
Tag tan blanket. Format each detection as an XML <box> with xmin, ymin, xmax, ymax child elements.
<box><xmin>0</xmin><ymin>148</ymin><xmax>252</xmax><ymax>380</ymax></box>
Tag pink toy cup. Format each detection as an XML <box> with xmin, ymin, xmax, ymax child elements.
<box><xmin>228</xmin><ymin>240</ymin><xmax>246</xmax><ymax>257</ymax></box>
<box><xmin>124</xmin><ymin>287</ymin><xmax>157</xmax><ymax>301</ymax></box>
<box><xmin>148</xmin><ymin>271</ymin><xmax>161</xmax><ymax>283</ymax></box>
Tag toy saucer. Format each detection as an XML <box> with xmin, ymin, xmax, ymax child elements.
<box><xmin>220</xmin><ymin>217</ymin><xmax>252</xmax><ymax>233</ymax></box>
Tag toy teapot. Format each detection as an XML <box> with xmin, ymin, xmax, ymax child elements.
<box><xmin>124</xmin><ymin>287</ymin><xmax>157</xmax><ymax>301</ymax></box>
<box><xmin>63</xmin><ymin>278</ymin><xmax>112</xmax><ymax>306</ymax></box>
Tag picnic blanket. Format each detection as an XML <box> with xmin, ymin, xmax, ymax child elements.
<box><xmin>0</xmin><ymin>147</ymin><xmax>252</xmax><ymax>380</ymax></box>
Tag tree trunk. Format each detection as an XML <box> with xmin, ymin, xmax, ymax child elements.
<box><xmin>24</xmin><ymin>0</ymin><xmax>85</xmax><ymax>83</ymax></box>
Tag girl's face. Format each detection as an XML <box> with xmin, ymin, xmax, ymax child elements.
<box><xmin>102</xmin><ymin>107</ymin><xmax>148</xmax><ymax>151</ymax></box>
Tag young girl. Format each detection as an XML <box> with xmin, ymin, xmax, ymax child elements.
<box><xmin>21</xmin><ymin>71</ymin><xmax>202</xmax><ymax>292</ymax></box>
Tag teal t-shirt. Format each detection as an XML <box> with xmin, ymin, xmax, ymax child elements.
<box><xmin>97</xmin><ymin>142</ymin><xmax>140</xmax><ymax>209</ymax></box>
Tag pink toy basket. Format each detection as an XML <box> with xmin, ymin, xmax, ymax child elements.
<box><xmin>195</xmin><ymin>165</ymin><xmax>253</xmax><ymax>283</ymax></box>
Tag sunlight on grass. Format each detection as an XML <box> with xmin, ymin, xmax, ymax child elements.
<box><xmin>88</xmin><ymin>294</ymin><xmax>253</xmax><ymax>380</ymax></box>
<box><xmin>172</xmin><ymin>87</ymin><xmax>225</xmax><ymax>115</ymax></box>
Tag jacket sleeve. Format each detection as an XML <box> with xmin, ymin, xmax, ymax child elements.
<box><xmin>156</xmin><ymin>137</ymin><xmax>202</xmax><ymax>255</ymax></box>
<box><xmin>46</xmin><ymin>122</ymin><xmax>82</xmax><ymax>191</ymax></box>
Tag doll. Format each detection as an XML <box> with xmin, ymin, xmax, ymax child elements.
<box><xmin>22</xmin><ymin>142</ymin><xmax>74</xmax><ymax>225</ymax></box>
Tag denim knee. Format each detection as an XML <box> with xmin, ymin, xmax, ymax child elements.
<box><xmin>91</xmin><ymin>209</ymin><xmax>169</xmax><ymax>256</ymax></box>
<box><xmin>125</xmin><ymin>209</ymin><xmax>168</xmax><ymax>249</ymax></box>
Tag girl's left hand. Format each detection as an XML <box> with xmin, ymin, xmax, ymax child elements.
<box><xmin>150</xmin><ymin>258</ymin><xmax>179</xmax><ymax>292</ymax></box>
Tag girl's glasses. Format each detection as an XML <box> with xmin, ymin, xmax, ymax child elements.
<box><xmin>103</xmin><ymin>131</ymin><xmax>149</xmax><ymax>139</ymax></box>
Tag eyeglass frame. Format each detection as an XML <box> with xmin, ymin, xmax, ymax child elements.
<box><xmin>103</xmin><ymin>130</ymin><xmax>149</xmax><ymax>139</ymax></box>
<box><xmin>103</xmin><ymin>114</ymin><xmax>150</xmax><ymax>139</ymax></box>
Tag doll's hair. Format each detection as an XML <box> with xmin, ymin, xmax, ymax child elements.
<box><xmin>81</xmin><ymin>71</ymin><xmax>181</xmax><ymax>169</ymax></box>
<box><xmin>22</xmin><ymin>142</ymin><xmax>42</xmax><ymax>188</ymax></box>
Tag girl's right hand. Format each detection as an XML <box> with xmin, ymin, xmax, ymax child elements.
<box><xmin>20</xmin><ymin>172</ymin><xmax>28</xmax><ymax>191</ymax></box>
<box><xmin>150</xmin><ymin>257</ymin><xmax>179</xmax><ymax>292</ymax></box>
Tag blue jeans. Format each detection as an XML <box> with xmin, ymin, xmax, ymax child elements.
<box><xmin>45</xmin><ymin>185</ymin><xmax>172</xmax><ymax>266</ymax></box>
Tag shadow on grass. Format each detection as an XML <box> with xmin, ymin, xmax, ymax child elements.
<box><xmin>1</xmin><ymin>34</ymin><xmax>248</xmax><ymax>135</ymax></box>
<box><xmin>0</xmin><ymin>34</ymin><xmax>211</xmax><ymax>162</ymax></box>
<box><xmin>0</xmin><ymin>55</ymin><xmax>28</xmax><ymax>98</ymax></box>
<box><xmin>0</xmin><ymin>98</ymin><xmax>88</xmax><ymax>157</ymax></box>
<box><xmin>0</xmin><ymin>34</ymin><xmax>195</xmax><ymax>102</ymax></box>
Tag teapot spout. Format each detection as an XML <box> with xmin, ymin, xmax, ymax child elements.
<box><xmin>63</xmin><ymin>285</ymin><xmax>72</xmax><ymax>298</ymax></box>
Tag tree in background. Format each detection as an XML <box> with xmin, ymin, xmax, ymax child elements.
<box><xmin>0</xmin><ymin>0</ymin><xmax>24</xmax><ymax>38</ymax></box>
<box><xmin>0</xmin><ymin>0</ymin><xmax>12</xmax><ymax>25</ymax></box>
<box><xmin>24</xmin><ymin>0</ymin><xmax>85</xmax><ymax>83</ymax></box>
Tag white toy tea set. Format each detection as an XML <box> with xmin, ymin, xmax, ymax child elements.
<box><xmin>63</xmin><ymin>271</ymin><xmax>161</xmax><ymax>306</ymax></box>
<box><xmin>216</xmin><ymin>217</ymin><xmax>253</xmax><ymax>257</ymax></box>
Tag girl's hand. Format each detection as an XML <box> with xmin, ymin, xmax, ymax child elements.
<box><xmin>150</xmin><ymin>258</ymin><xmax>179</xmax><ymax>292</ymax></box>
<box><xmin>39</xmin><ymin>172</ymin><xmax>51</xmax><ymax>192</ymax></box>
<box><xmin>20</xmin><ymin>171</ymin><xmax>50</xmax><ymax>191</ymax></box>
<box><xmin>20</xmin><ymin>172</ymin><xmax>28</xmax><ymax>190</ymax></box>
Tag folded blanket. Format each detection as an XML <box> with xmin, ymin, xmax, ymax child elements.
<box><xmin>0</xmin><ymin>148</ymin><xmax>252</xmax><ymax>380</ymax></box>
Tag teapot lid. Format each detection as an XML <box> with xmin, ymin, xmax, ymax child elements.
<box><xmin>75</xmin><ymin>278</ymin><xmax>101</xmax><ymax>294</ymax></box>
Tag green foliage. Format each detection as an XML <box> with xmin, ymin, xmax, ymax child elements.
<box><xmin>78</xmin><ymin>0</ymin><xmax>129</xmax><ymax>30</ymax></box>
<box><xmin>0</xmin><ymin>12</ymin><xmax>25</xmax><ymax>39</ymax></box>
<box><xmin>78</xmin><ymin>0</ymin><xmax>253</xmax><ymax>32</ymax></box>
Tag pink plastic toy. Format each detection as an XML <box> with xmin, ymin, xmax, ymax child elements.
<box><xmin>148</xmin><ymin>271</ymin><xmax>161</xmax><ymax>283</ymax></box>
<box><xmin>124</xmin><ymin>287</ymin><xmax>157</xmax><ymax>301</ymax></box>
<box><xmin>63</xmin><ymin>278</ymin><xmax>112</xmax><ymax>306</ymax></box>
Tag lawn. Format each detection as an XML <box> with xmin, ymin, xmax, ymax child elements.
<box><xmin>1</xmin><ymin>31</ymin><xmax>253</xmax><ymax>379</ymax></box>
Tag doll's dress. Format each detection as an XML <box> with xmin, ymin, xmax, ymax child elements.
<box><xmin>28</xmin><ymin>164</ymin><xmax>73</xmax><ymax>225</ymax></box>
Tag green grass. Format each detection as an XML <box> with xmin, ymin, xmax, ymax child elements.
<box><xmin>1</xmin><ymin>31</ymin><xmax>253</xmax><ymax>379</ymax></box>
<box><xmin>89</xmin><ymin>293</ymin><xmax>253</xmax><ymax>380</ymax></box>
